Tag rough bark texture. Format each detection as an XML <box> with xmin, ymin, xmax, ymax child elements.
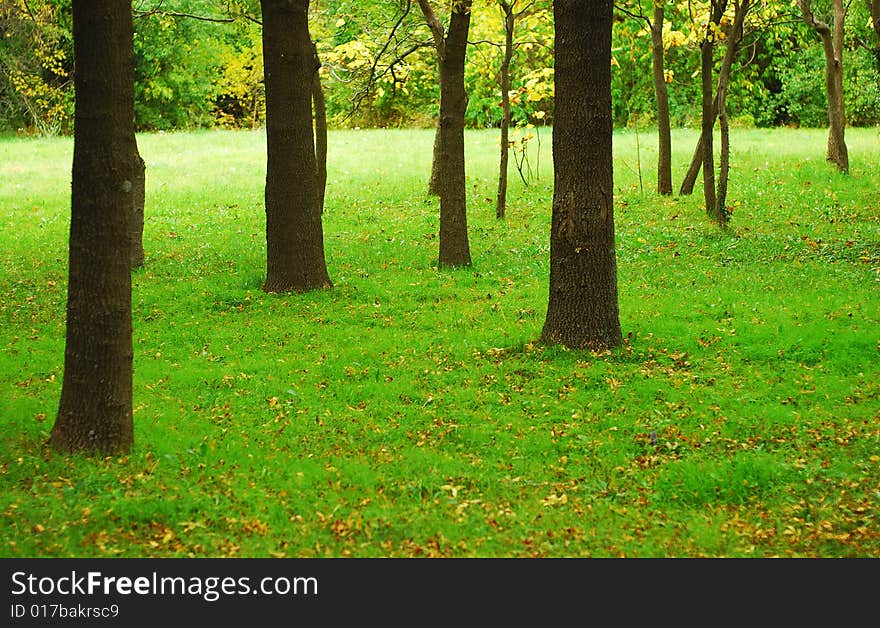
<box><xmin>130</xmin><ymin>147</ymin><xmax>145</xmax><ymax>268</ymax></box>
<box><xmin>261</xmin><ymin>0</ymin><xmax>332</xmax><ymax>292</ymax></box>
<box><xmin>798</xmin><ymin>0</ymin><xmax>849</xmax><ymax>172</ymax></box>
<box><xmin>50</xmin><ymin>0</ymin><xmax>135</xmax><ymax>455</ymax></box>
<box><xmin>437</xmin><ymin>2</ymin><xmax>472</xmax><ymax>267</ymax></box>
<box><xmin>496</xmin><ymin>1</ymin><xmax>515</xmax><ymax>219</ymax></box>
<box><xmin>541</xmin><ymin>0</ymin><xmax>622</xmax><ymax>351</ymax></box>
<box><xmin>650</xmin><ymin>4</ymin><xmax>673</xmax><ymax>195</ymax></box>
<box><xmin>418</xmin><ymin>0</ymin><xmax>472</xmax><ymax>268</ymax></box>
<box><xmin>312</xmin><ymin>45</ymin><xmax>327</xmax><ymax>215</ymax></box>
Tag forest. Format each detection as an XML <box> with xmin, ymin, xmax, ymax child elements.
<box><xmin>3</xmin><ymin>0</ymin><xmax>880</xmax><ymax>134</ymax></box>
<box><xmin>1</xmin><ymin>0</ymin><xmax>878</xmax><ymax>560</ymax></box>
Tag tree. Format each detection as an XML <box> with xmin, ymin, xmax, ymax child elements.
<box><xmin>50</xmin><ymin>0</ymin><xmax>137</xmax><ymax>454</ymax></box>
<box><xmin>495</xmin><ymin>0</ymin><xmax>516</xmax><ymax>218</ymax></box>
<box><xmin>541</xmin><ymin>0</ymin><xmax>623</xmax><ymax>350</ymax></box>
<box><xmin>615</xmin><ymin>0</ymin><xmax>675</xmax><ymax>195</ymax></box>
<box><xmin>797</xmin><ymin>0</ymin><xmax>849</xmax><ymax>172</ymax></box>
<box><xmin>260</xmin><ymin>0</ymin><xmax>332</xmax><ymax>292</ymax></box>
<box><xmin>417</xmin><ymin>0</ymin><xmax>473</xmax><ymax>268</ymax></box>
<box><xmin>131</xmin><ymin>148</ymin><xmax>146</xmax><ymax>267</ymax></box>
<box><xmin>492</xmin><ymin>0</ymin><xmax>546</xmax><ymax>219</ymax></box>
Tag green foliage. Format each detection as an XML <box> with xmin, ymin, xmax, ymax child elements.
<box><xmin>0</xmin><ymin>0</ymin><xmax>877</xmax><ymax>133</ymax></box>
<box><xmin>0</xmin><ymin>0</ymin><xmax>74</xmax><ymax>135</ymax></box>
<box><xmin>133</xmin><ymin>2</ymin><xmax>231</xmax><ymax>131</ymax></box>
<box><xmin>1</xmin><ymin>127</ymin><xmax>879</xmax><ymax>557</ymax></box>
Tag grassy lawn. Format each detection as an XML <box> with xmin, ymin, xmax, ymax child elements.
<box><xmin>1</xmin><ymin>126</ymin><xmax>878</xmax><ymax>557</ymax></box>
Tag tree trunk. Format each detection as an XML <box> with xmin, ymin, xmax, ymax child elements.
<box><xmin>650</xmin><ymin>4</ymin><xmax>673</xmax><ymax>195</ymax></box>
<box><xmin>428</xmin><ymin>121</ymin><xmax>442</xmax><ymax>196</ymax></box>
<box><xmin>312</xmin><ymin>45</ymin><xmax>327</xmax><ymax>215</ymax></box>
<box><xmin>260</xmin><ymin>0</ymin><xmax>332</xmax><ymax>292</ymax></box>
<box><xmin>825</xmin><ymin>0</ymin><xmax>849</xmax><ymax>172</ymax></box>
<box><xmin>130</xmin><ymin>146</ymin><xmax>145</xmax><ymax>268</ymax></box>
<box><xmin>680</xmin><ymin>0</ymin><xmax>739</xmax><ymax>196</ymax></box>
<box><xmin>496</xmin><ymin>1</ymin><xmax>515</xmax><ymax>219</ymax></box>
<box><xmin>50</xmin><ymin>0</ymin><xmax>136</xmax><ymax>455</ymax></box>
<box><xmin>700</xmin><ymin>36</ymin><xmax>717</xmax><ymax>217</ymax></box>
<box><xmin>541</xmin><ymin>0</ymin><xmax>622</xmax><ymax>351</ymax></box>
<box><xmin>436</xmin><ymin>0</ymin><xmax>472</xmax><ymax>268</ymax></box>
<box><xmin>797</xmin><ymin>0</ymin><xmax>849</xmax><ymax>172</ymax></box>
<box><xmin>716</xmin><ymin>83</ymin><xmax>730</xmax><ymax>226</ymax></box>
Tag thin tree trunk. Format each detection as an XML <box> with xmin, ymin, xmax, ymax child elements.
<box><xmin>419</xmin><ymin>0</ymin><xmax>446</xmax><ymax>197</ymax></box>
<box><xmin>700</xmin><ymin>35</ymin><xmax>717</xmax><ymax>216</ymax></box>
<box><xmin>131</xmin><ymin>146</ymin><xmax>145</xmax><ymax>268</ymax></box>
<box><xmin>650</xmin><ymin>4</ymin><xmax>673</xmax><ymax>195</ymax></box>
<box><xmin>681</xmin><ymin>0</ymin><xmax>741</xmax><ymax>196</ymax></box>
<box><xmin>541</xmin><ymin>0</ymin><xmax>622</xmax><ymax>350</ymax></box>
<box><xmin>496</xmin><ymin>1</ymin><xmax>515</xmax><ymax>219</ymax></box>
<box><xmin>261</xmin><ymin>0</ymin><xmax>332</xmax><ymax>292</ymax></box>
<box><xmin>797</xmin><ymin>0</ymin><xmax>849</xmax><ymax>172</ymax></box>
<box><xmin>312</xmin><ymin>45</ymin><xmax>327</xmax><ymax>215</ymax></box>
<box><xmin>716</xmin><ymin>83</ymin><xmax>730</xmax><ymax>225</ymax></box>
<box><xmin>50</xmin><ymin>0</ymin><xmax>136</xmax><ymax>455</ymax></box>
<box><xmin>436</xmin><ymin>0</ymin><xmax>472</xmax><ymax>267</ymax></box>
<box><xmin>826</xmin><ymin>0</ymin><xmax>849</xmax><ymax>171</ymax></box>
<box><xmin>429</xmin><ymin>121</ymin><xmax>442</xmax><ymax>196</ymax></box>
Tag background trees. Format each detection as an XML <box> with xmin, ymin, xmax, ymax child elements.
<box><xmin>3</xmin><ymin>0</ymin><xmax>878</xmax><ymax>136</ymax></box>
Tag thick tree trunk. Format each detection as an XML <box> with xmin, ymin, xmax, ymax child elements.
<box><xmin>436</xmin><ymin>1</ymin><xmax>472</xmax><ymax>267</ymax></box>
<box><xmin>496</xmin><ymin>1</ymin><xmax>515</xmax><ymax>219</ymax></box>
<box><xmin>130</xmin><ymin>146</ymin><xmax>145</xmax><ymax>268</ymax></box>
<box><xmin>541</xmin><ymin>0</ymin><xmax>622</xmax><ymax>351</ymax></box>
<box><xmin>260</xmin><ymin>0</ymin><xmax>332</xmax><ymax>292</ymax></box>
<box><xmin>312</xmin><ymin>45</ymin><xmax>327</xmax><ymax>215</ymax></box>
<box><xmin>50</xmin><ymin>0</ymin><xmax>135</xmax><ymax>455</ymax></box>
<box><xmin>650</xmin><ymin>5</ymin><xmax>673</xmax><ymax>195</ymax></box>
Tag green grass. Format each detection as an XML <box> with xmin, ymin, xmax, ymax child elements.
<box><xmin>1</xmin><ymin>126</ymin><xmax>878</xmax><ymax>557</ymax></box>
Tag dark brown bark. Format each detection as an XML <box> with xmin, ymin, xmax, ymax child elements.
<box><xmin>260</xmin><ymin>0</ymin><xmax>332</xmax><ymax>292</ymax></box>
<box><xmin>798</xmin><ymin>0</ymin><xmax>849</xmax><ymax>172</ymax></box>
<box><xmin>50</xmin><ymin>0</ymin><xmax>136</xmax><ymax>455</ymax></box>
<box><xmin>700</xmin><ymin>35</ymin><xmax>717</xmax><ymax>217</ymax></box>
<box><xmin>312</xmin><ymin>45</ymin><xmax>327</xmax><ymax>215</ymax></box>
<box><xmin>650</xmin><ymin>4</ymin><xmax>673</xmax><ymax>195</ymax></box>
<box><xmin>418</xmin><ymin>0</ymin><xmax>472</xmax><ymax>267</ymax></box>
<box><xmin>131</xmin><ymin>147</ymin><xmax>145</xmax><ymax>268</ymax></box>
<box><xmin>541</xmin><ymin>0</ymin><xmax>622</xmax><ymax>351</ymax></box>
<box><xmin>496</xmin><ymin>1</ymin><xmax>515</xmax><ymax>219</ymax></box>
